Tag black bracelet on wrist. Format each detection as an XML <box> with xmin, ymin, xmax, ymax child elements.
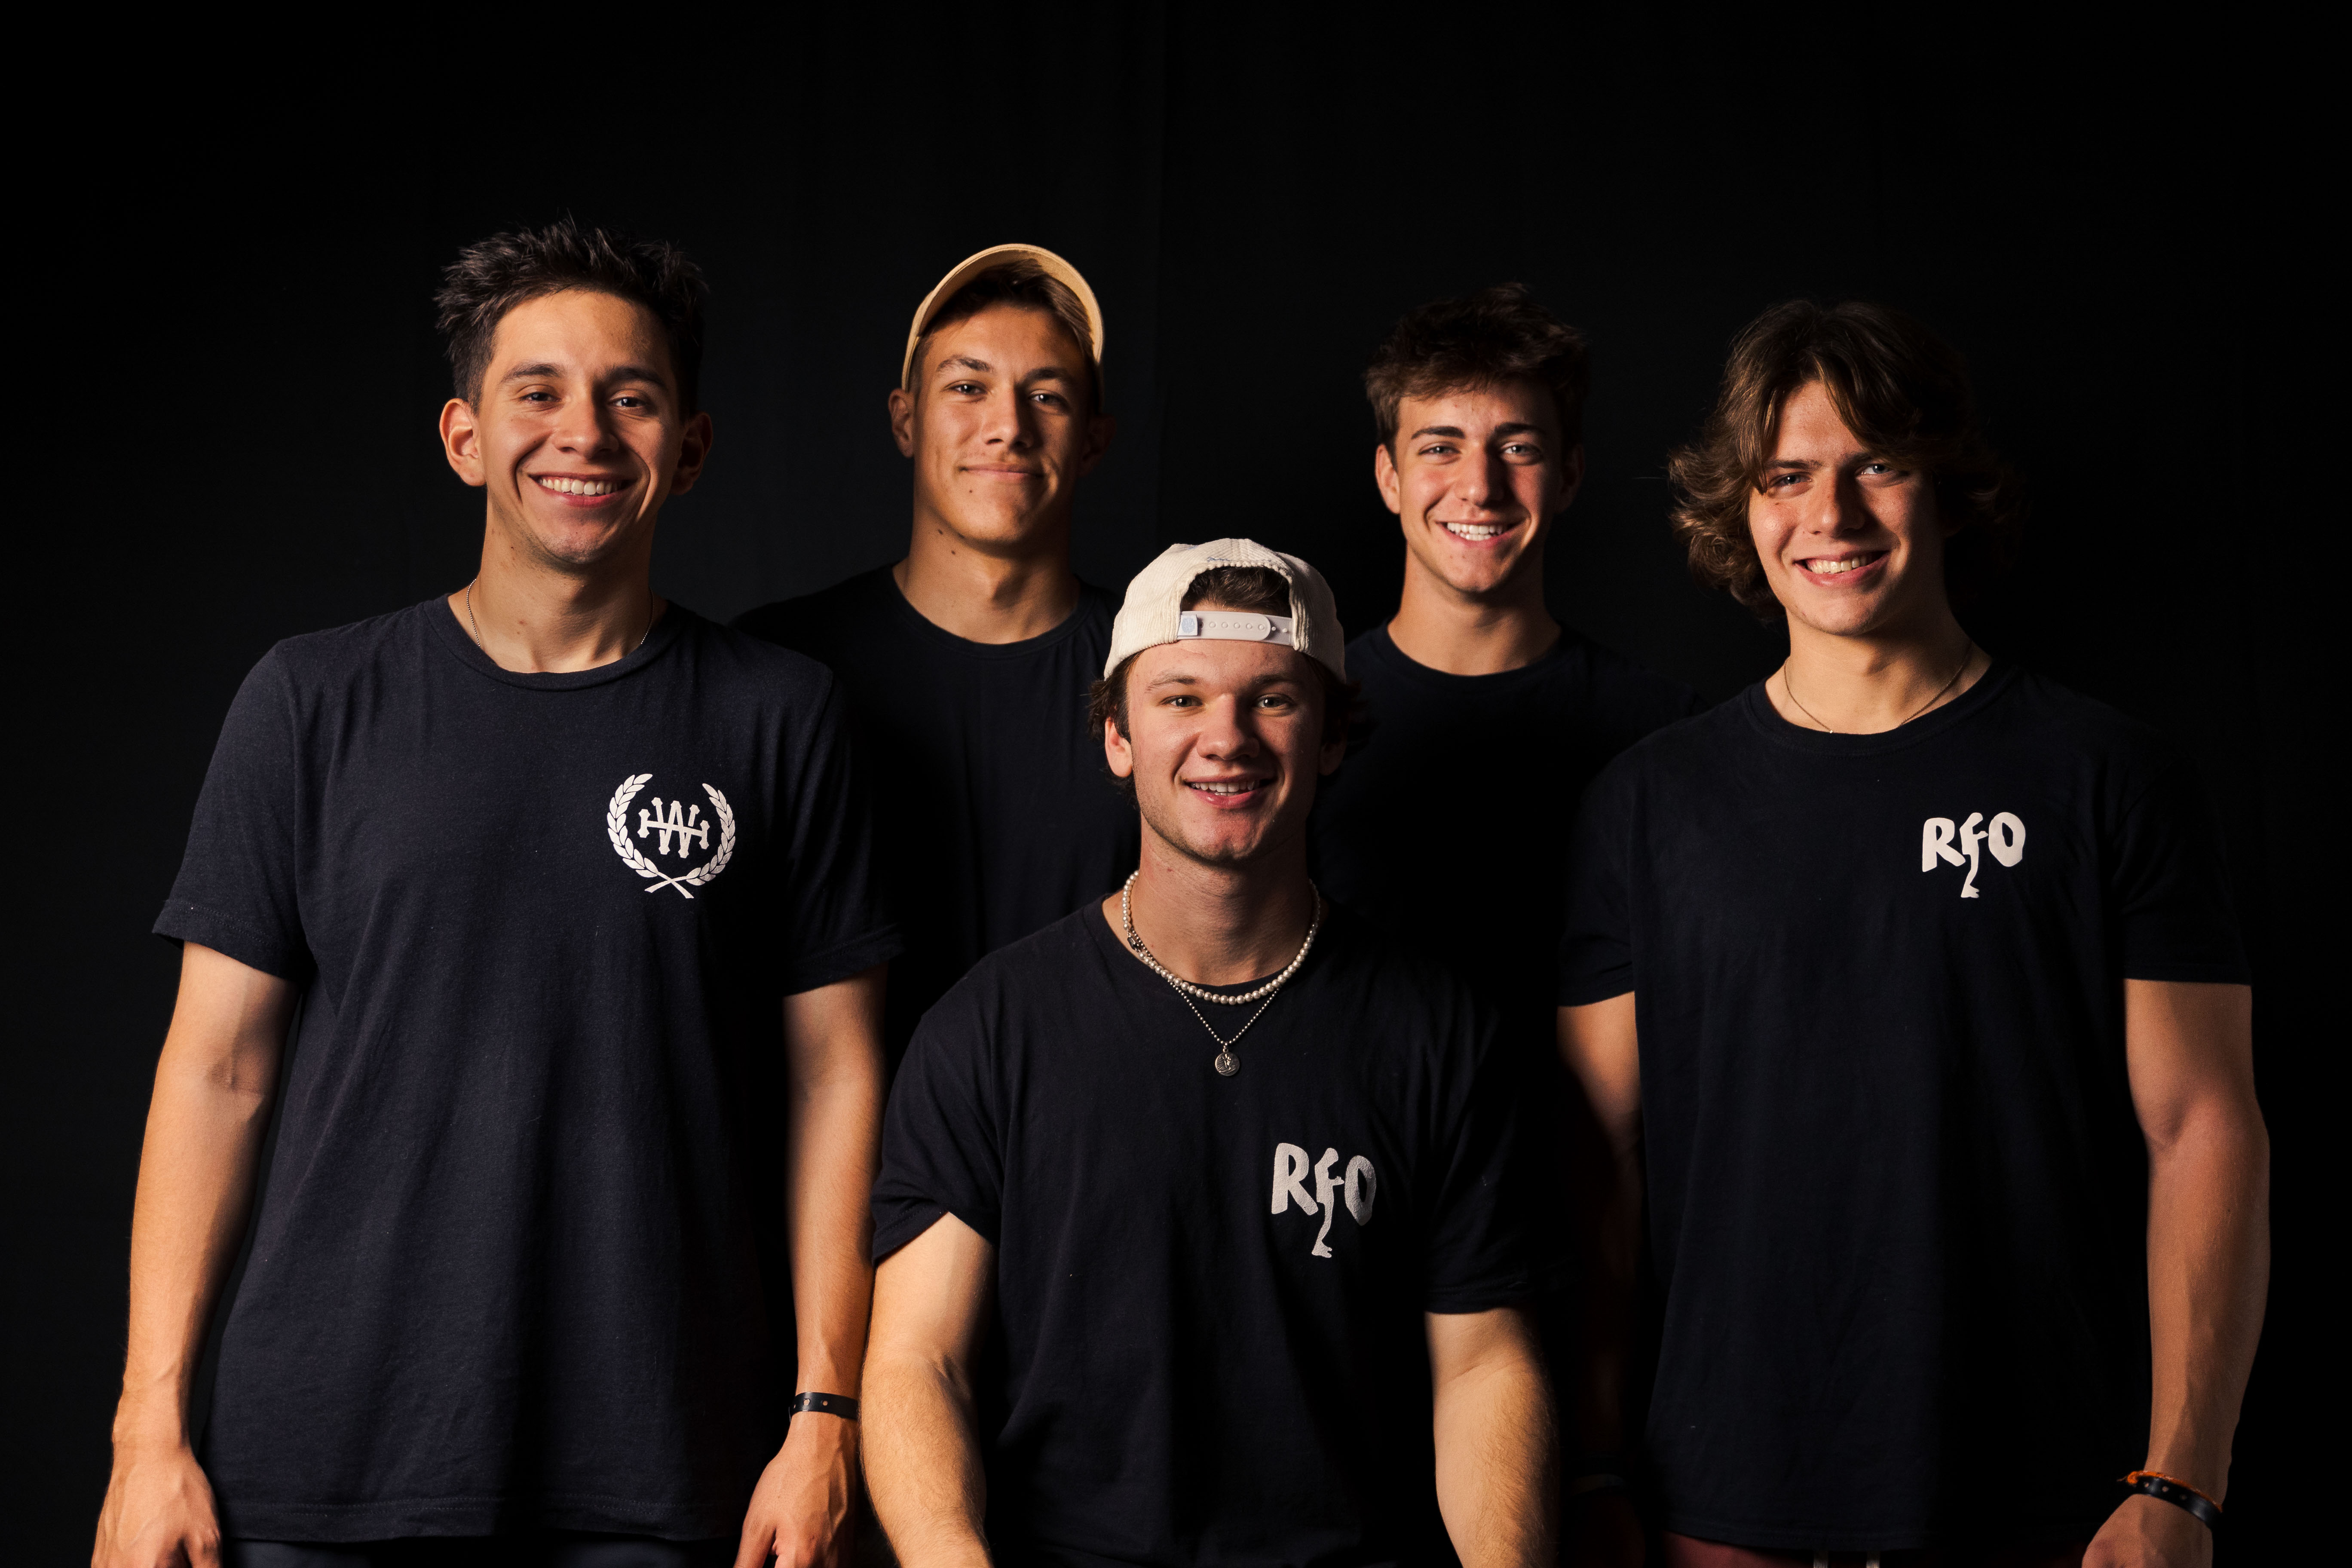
<box><xmin>790</xmin><ymin>1391</ymin><xmax>860</xmax><ymax>1421</ymax></box>
<box><xmin>2120</xmin><ymin>1470</ymin><xmax>2220</xmax><ymax>1531</ymax></box>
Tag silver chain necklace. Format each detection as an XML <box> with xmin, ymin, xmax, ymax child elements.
<box><xmin>1119</xmin><ymin>869</ymin><xmax>1323</xmax><ymax>1077</ymax></box>
<box><xmin>1783</xmin><ymin>641</ymin><xmax>1975</xmax><ymax>735</ymax></box>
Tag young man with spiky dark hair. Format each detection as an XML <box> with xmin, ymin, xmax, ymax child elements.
<box><xmin>94</xmin><ymin>221</ymin><xmax>898</xmax><ymax>1568</ymax></box>
<box><xmin>1312</xmin><ymin>284</ymin><xmax>1697</xmax><ymax>1050</ymax></box>
<box><xmin>735</xmin><ymin>244</ymin><xmax>1136</xmax><ymax>1073</ymax></box>
<box><xmin>1306</xmin><ymin>285</ymin><xmax>1697</xmax><ymax>1547</ymax></box>
<box><xmin>1557</xmin><ymin>301</ymin><xmax>2267</xmax><ymax>1566</ymax></box>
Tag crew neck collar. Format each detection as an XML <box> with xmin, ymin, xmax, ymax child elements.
<box><xmin>1737</xmin><ymin>658</ymin><xmax>2019</xmax><ymax>756</ymax></box>
<box><xmin>426</xmin><ymin>592</ymin><xmax>692</xmax><ymax>690</ymax></box>
<box><xmin>1365</xmin><ymin>621</ymin><xmax>1574</xmax><ymax>686</ymax></box>
<box><xmin>876</xmin><ymin>564</ymin><xmax>1101</xmax><ymax>661</ymax></box>
<box><xmin>1083</xmin><ymin>893</ymin><xmax>1335</xmax><ymax>1001</ymax></box>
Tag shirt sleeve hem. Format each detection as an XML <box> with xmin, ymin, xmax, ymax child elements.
<box><xmin>1423</xmin><ymin>1275</ymin><xmax>1544</xmax><ymax>1315</ymax></box>
<box><xmin>1556</xmin><ymin>975</ymin><xmax>1634</xmax><ymax>1008</ymax></box>
<box><xmin>779</xmin><ymin>925</ymin><xmax>905</xmax><ymax>996</ymax></box>
<box><xmin>2122</xmin><ymin>959</ymin><xmax>2253</xmax><ymax>986</ymax></box>
<box><xmin>871</xmin><ymin>1202</ymin><xmax>1000</xmax><ymax>1264</ymax></box>
<box><xmin>153</xmin><ymin>900</ymin><xmax>306</xmax><ymax>982</ymax></box>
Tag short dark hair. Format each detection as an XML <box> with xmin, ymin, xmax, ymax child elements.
<box><xmin>1666</xmin><ymin>299</ymin><xmax>2023</xmax><ymax>619</ymax></box>
<box><xmin>435</xmin><ymin>218</ymin><xmax>708</xmax><ymax>413</ymax></box>
<box><xmin>908</xmin><ymin>259</ymin><xmax>1101</xmax><ymax>413</ymax></box>
<box><xmin>1365</xmin><ymin>283</ymin><xmax>1590</xmax><ymax>450</ymax></box>
<box><xmin>1087</xmin><ymin>567</ymin><xmax>1357</xmax><ymax>802</ymax></box>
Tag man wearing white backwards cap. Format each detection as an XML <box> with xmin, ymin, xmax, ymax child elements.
<box><xmin>736</xmin><ymin>244</ymin><xmax>1134</xmax><ymax>1070</ymax></box>
<box><xmin>863</xmin><ymin>541</ymin><xmax>1559</xmax><ymax>1568</ymax></box>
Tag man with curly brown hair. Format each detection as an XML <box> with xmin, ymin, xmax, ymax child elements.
<box><xmin>1553</xmin><ymin>301</ymin><xmax>2267</xmax><ymax>1567</ymax></box>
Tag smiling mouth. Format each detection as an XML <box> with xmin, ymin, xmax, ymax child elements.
<box><xmin>535</xmin><ymin>475</ymin><xmax>625</xmax><ymax>497</ymax></box>
<box><xmin>1186</xmin><ymin>778</ymin><xmax>1267</xmax><ymax>797</ymax></box>
<box><xmin>1441</xmin><ymin>520</ymin><xmax>1518</xmax><ymax>542</ymax></box>
<box><xmin>1801</xmin><ymin>551</ymin><xmax>1886</xmax><ymax>578</ymax></box>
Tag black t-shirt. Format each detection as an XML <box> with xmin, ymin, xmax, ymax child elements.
<box><xmin>1310</xmin><ymin>625</ymin><xmax>1698</xmax><ymax>1047</ymax></box>
<box><xmin>1557</xmin><ymin>665</ymin><xmax>2247</xmax><ymax>1551</ymax></box>
<box><xmin>873</xmin><ymin>904</ymin><xmax>1549</xmax><ymax>1568</ymax></box>
<box><xmin>157</xmin><ymin>598</ymin><xmax>899</xmax><ymax>1543</ymax></box>
<box><xmin>736</xmin><ymin>567</ymin><xmax>1138</xmax><ymax>1064</ymax></box>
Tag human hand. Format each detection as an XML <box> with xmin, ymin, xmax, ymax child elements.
<box><xmin>1562</xmin><ymin>1487</ymin><xmax>1644</xmax><ymax>1568</ymax></box>
<box><xmin>2084</xmin><ymin>1492</ymin><xmax>2213</xmax><ymax>1568</ymax></box>
<box><xmin>92</xmin><ymin>1439</ymin><xmax>221</xmax><ymax>1568</ymax></box>
<box><xmin>737</xmin><ymin>1414</ymin><xmax>859</xmax><ymax>1568</ymax></box>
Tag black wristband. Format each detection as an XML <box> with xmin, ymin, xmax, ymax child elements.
<box><xmin>790</xmin><ymin>1391</ymin><xmax>860</xmax><ymax>1421</ymax></box>
<box><xmin>2121</xmin><ymin>1471</ymin><xmax>2220</xmax><ymax>1531</ymax></box>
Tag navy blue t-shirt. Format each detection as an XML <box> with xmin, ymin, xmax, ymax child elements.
<box><xmin>874</xmin><ymin>903</ymin><xmax>1550</xmax><ymax>1568</ymax></box>
<box><xmin>1558</xmin><ymin>665</ymin><xmax>2247</xmax><ymax>1551</ymax></box>
<box><xmin>737</xmin><ymin>567</ymin><xmax>1137</xmax><ymax>1066</ymax></box>
<box><xmin>157</xmin><ymin>598</ymin><xmax>899</xmax><ymax>1542</ymax></box>
<box><xmin>1310</xmin><ymin>624</ymin><xmax>1699</xmax><ymax>1050</ymax></box>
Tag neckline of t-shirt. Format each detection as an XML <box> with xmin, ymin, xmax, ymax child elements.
<box><xmin>1079</xmin><ymin>897</ymin><xmax>1320</xmax><ymax>1003</ymax></box>
<box><xmin>423</xmin><ymin>592</ymin><xmax>694</xmax><ymax>691</ymax></box>
<box><xmin>1360</xmin><ymin>621</ymin><xmax>1577</xmax><ymax>689</ymax></box>
<box><xmin>1736</xmin><ymin>658</ymin><xmax>2021</xmax><ymax>755</ymax></box>
<box><xmin>875</xmin><ymin>565</ymin><xmax>1109</xmax><ymax>661</ymax></box>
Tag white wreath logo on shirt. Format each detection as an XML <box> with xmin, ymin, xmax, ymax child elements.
<box><xmin>606</xmin><ymin>774</ymin><xmax>736</xmax><ymax>898</ymax></box>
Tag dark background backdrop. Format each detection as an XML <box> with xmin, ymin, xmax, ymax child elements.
<box><xmin>10</xmin><ymin>12</ymin><xmax>2322</xmax><ymax>1560</ymax></box>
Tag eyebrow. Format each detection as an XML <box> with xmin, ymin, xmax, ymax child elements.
<box><xmin>501</xmin><ymin>361</ymin><xmax>671</xmax><ymax>387</ymax></box>
<box><xmin>1407</xmin><ymin>423</ymin><xmax>1550</xmax><ymax>441</ymax></box>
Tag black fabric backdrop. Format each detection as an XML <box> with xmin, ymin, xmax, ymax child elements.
<box><xmin>10</xmin><ymin>15</ymin><xmax>2322</xmax><ymax>1560</ymax></box>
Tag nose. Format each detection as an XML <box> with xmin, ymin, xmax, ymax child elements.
<box><xmin>1194</xmin><ymin>694</ymin><xmax>1261</xmax><ymax>761</ymax></box>
<box><xmin>552</xmin><ymin>395</ymin><xmax>621</xmax><ymax>459</ymax></box>
<box><xmin>1814</xmin><ymin>469</ymin><xmax>1868</xmax><ymax>535</ymax></box>
<box><xmin>982</xmin><ymin>385</ymin><xmax>1038</xmax><ymax>450</ymax></box>
<box><xmin>1458</xmin><ymin>446</ymin><xmax>1508</xmax><ymax>511</ymax></box>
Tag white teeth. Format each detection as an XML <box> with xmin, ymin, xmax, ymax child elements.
<box><xmin>1190</xmin><ymin>781</ymin><xmax>1255</xmax><ymax>794</ymax></box>
<box><xmin>1443</xmin><ymin>522</ymin><xmax>1507</xmax><ymax>540</ymax></box>
<box><xmin>1807</xmin><ymin>557</ymin><xmax>1872</xmax><ymax>575</ymax></box>
<box><xmin>537</xmin><ymin>476</ymin><xmax>619</xmax><ymax>496</ymax></box>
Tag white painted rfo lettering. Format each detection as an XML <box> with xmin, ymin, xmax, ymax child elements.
<box><xmin>1920</xmin><ymin>811</ymin><xmax>2026</xmax><ymax>898</ymax></box>
<box><xmin>1271</xmin><ymin>1142</ymin><xmax>1378</xmax><ymax>1259</ymax></box>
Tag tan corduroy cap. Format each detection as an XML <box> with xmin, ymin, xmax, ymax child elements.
<box><xmin>900</xmin><ymin>242</ymin><xmax>1106</xmax><ymax>392</ymax></box>
<box><xmin>1105</xmin><ymin>539</ymin><xmax>1347</xmax><ymax>681</ymax></box>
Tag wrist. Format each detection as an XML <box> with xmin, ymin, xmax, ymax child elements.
<box><xmin>110</xmin><ymin>1390</ymin><xmax>190</xmax><ymax>1454</ymax></box>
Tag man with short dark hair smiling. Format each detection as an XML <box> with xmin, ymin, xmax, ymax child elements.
<box><xmin>94</xmin><ymin>221</ymin><xmax>897</xmax><ymax>1568</ymax></box>
<box><xmin>736</xmin><ymin>245</ymin><xmax>1135</xmax><ymax>1072</ymax></box>
<box><xmin>862</xmin><ymin>540</ymin><xmax>1558</xmax><ymax>1568</ymax></box>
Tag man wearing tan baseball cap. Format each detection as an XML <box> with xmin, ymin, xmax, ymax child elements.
<box><xmin>863</xmin><ymin>539</ymin><xmax>1560</xmax><ymax>1568</ymax></box>
<box><xmin>736</xmin><ymin>244</ymin><xmax>1133</xmax><ymax>1071</ymax></box>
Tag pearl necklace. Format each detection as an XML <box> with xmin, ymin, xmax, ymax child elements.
<box><xmin>1119</xmin><ymin>869</ymin><xmax>1324</xmax><ymax>1076</ymax></box>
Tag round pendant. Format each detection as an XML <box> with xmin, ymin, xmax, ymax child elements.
<box><xmin>1214</xmin><ymin>1050</ymin><xmax>1239</xmax><ymax>1077</ymax></box>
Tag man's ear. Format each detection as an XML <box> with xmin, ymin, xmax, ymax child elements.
<box><xmin>1372</xmin><ymin>441</ymin><xmax>1403</xmax><ymax>517</ymax></box>
<box><xmin>888</xmin><ymin>386</ymin><xmax>917</xmax><ymax>457</ymax></box>
<box><xmin>1103</xmin><ymin>716</ymin><xmax>1134</xmax><ymax>779</ymax></box>
<box><xmin>1075</xmin><ymin>412</ymin><xmax>1118</xmax><ymax>477</ymax></box>
<box><xmin>669</xmin><ymin>411</ymin><xmax>716</xmax><ymax>496</ymax></box>
<box><xmin>1554</xmin><ymin>443</ymin><xmax>1586</xmax><ymax>514</ymax></box>
<box><xmin>440</xmin><ymin>399</ymin><xmax>486</xmax><ymax>488</ymax></box>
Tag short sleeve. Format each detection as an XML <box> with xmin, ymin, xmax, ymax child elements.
<box><xmin>1557</xmin><ymin>758</ymin><xmax>1637</xmax><ymax>1006</ymax></box>
<box><xmin>1421</xmin><ymin>1012</ymin><xmax>1557</xmax><ymax>1312</ymax></box>
<box><xmin>871</xmin><ymin>986</ymin><xmax>1004</xmax><ymax>1261</ymax></box>
<box><xmin>772</xmin><ymin>675</ymin><xmax>902</xmax><ymax>994</ymax></box>
<box><xmin>154</xmin><ymin>652</ymin><xmax>312</xmax><ymax>981</ymax></box>
<box><xmin>2112</xmin><ymin>759</ymin><xmax>2248</xmax><ymax>984</ymax></box>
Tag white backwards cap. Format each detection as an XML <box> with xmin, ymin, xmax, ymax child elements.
<box><xmin>1104</xmin><ymin>538</ymin><xmax>1346</xmax><ymax>681</ymax></box>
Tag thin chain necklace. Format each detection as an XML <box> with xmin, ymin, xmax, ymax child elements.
<box><xmin>464</xmin><ymin>579</ymin><xmax>655</xmax><ymax>659</ymax></box>
<box><xmin>1783</xmin><ymin>641</ymin><xmax>1975</xmax><ymax>735</ymax></box>
<box><xmin>1120</xmin><ymin>869</ymin><xmax>1323</xmax><ymax>1077</ymax></box>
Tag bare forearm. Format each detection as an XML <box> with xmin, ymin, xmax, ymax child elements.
<box><xmin>1435</xmin><ymin>1352</ymin><xmax>1558</xmax><ymax>1568</ymax></box>
<box><xmin>864</xmin><ymin>1353</ymin><xmax>992</xmax><ymax>1568</ymax></box>
<box><xmin>785</xmin><ymin>1069</ymin><xmax>883</xmax><ymax>1391</ymax></box>
<box><xmin>2143</xmin><ymin>1109</ymin><xmax>2269</xmax><ymax>1498</ymax></box>
<box><xmin>116</xmin><ymin>1046</ymin><xmax>278</xmax><ymax>1442</ymax></box>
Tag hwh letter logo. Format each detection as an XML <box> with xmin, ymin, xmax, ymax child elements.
<box><xmin>605</xmin><ymin>774</ymin><xmax>737</xmax><ymax>899</ymax></box>
<box><xmin>1921</xmin><ymin>811</ymin><xmax>2025</xmax><ymax>898</ymax></box>
<box><xmin>1271</xmin><ymin>1142</ymin><xmax>1376</xmax><ymax>1259</ymax></box>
